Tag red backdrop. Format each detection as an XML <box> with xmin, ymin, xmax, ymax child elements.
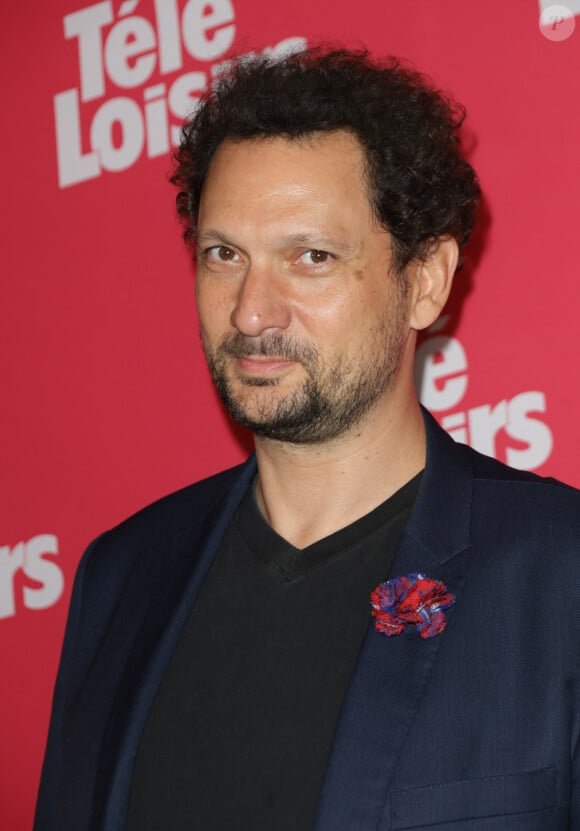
<box><xmin>2</xmin><ymin>1</ymin><xmax>579</xmax><ymax>827</ymax></box>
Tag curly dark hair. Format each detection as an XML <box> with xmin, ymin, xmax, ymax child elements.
<box><xmin>171</xmin><ymin>46</ymin><xmax>480</xmax><ymax>272</ymax></box>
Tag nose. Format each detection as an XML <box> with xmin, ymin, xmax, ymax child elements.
<box><xmin>230</xmin><ymin>264</ymin><xmax>291</xmax><ymax>336</ymax></box>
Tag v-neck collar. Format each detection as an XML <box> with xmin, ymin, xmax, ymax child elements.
<box><xmin>237</xmin><ymin>472</ymin><xmax>423</xmax><ymax>580</ymax></box>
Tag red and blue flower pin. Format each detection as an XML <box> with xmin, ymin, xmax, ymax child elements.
<box><xmin>370</xmin><ymin>573</ymin><xmax>456</xmax><ymax>639</ymax></box>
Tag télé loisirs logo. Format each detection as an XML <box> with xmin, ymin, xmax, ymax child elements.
<box><xmin>416</xmin><ymin>317</ymin><xmax>553</xmax><ymax>471</ymax></box>
<box><xmin>0</xmin><ymin>534</ymin><xmax>64</xmax><ymax>620</ymax></box>
<box><xmin>53</xmin><ymin>0</ymin><xmax>306</xmax><ymax>188</ymax></box>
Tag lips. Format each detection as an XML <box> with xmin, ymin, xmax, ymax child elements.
<box><xmin>216</xmin><ymin>333</ymin><xmax>318</xmax><ymax>376</ymax></box>
<box><xmin>236</xmin><ymin>355</ymin><xmax>296</xmax><ymax>374</ymax></box>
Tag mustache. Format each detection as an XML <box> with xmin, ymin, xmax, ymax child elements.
<box><xmin>216</xmin><ymin>333</ymin><xmax>319</xmax><ymax>366</ymax></box>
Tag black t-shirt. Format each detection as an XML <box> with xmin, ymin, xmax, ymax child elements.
<box><xmin>127</xmin><ymin>472</ymin><xmax>421</xmax><ymax>830</ymax></box>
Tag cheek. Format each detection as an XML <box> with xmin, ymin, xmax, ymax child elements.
<box><xmin>294</xmin><ymin>280</ymin><xmax>352</xmax><ymax>326</ymax></box>
<box><xmin>195</xmin><ymin>280</ymin><xmax>232</xmax><ymax>337</ymax></box>
<box><xmin>298</xmin><ymin>283</ymin><xmax>383</xmax><ymax>336</ymax></box>
<box><xmin>293</xmin><ymin>295</ymin><xmax>368</xmax><ymax>362</ymax></box>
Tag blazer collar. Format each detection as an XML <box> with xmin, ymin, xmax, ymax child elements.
<box><xmin>314</xmin><ymin>409</ymin><xmax>473</xmax><ymax>831</ymax></box>
<box><xmin>100</xmin><ymin>455</ymin><xmax>257</xmax><ymax>830</ymax></box>
<box><xmin>405</xmin><ymin>406</ymin><xmax>472</xmax><ymax>563</ymax></box>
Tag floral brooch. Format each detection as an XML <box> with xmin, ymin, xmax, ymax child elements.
<box><xmin>370</xmin><ymin>573</ymin><xmax>456</xmax><ymax>639</ymax></box>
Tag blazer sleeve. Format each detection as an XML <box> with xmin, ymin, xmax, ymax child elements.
<box><xmin>33</xmin><ymin>535</ymin><xmax>103</xmax><ymax>830</ymax></box>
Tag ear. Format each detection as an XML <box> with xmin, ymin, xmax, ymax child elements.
<box><xmin>408</xmin><ymin>237</ymin><xmax>459</xmax><ymax>331</ymax></box>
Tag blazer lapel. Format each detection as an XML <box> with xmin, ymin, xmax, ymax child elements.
<box><xmin>99</xmin><ymin>455</ymin><xmax>257</xmax><ymax>831</ymax></box>
<box><xmin>315</xmin><ymin>411</ymin><xmax>473</xmax><ymax>831</ymax></box>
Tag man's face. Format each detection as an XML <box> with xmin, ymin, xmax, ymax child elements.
<box><xmin>195</xmin><ymin>130</ymin><xmax>412</xmax><ymax>444</ymax></box>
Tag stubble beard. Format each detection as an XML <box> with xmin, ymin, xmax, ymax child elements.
<box><xmin>203</xmin><ymin>307</ymin><xmax>407</xmax><ymax>445</ymax></box>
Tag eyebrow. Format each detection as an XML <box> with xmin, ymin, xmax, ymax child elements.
<box><xmin>195</xmin><ymin>229</ymin><xmax>356</xmax><ymax>255</ymax></box>
<box><xmin>285</xmin><ymin>233</ymin><xmax>355</xmax><ymax>254</ymax></box>
<box><xmin>195</xmin><ymin>229</ymin><xmax>236</xmax><ymax>247</ymax></box>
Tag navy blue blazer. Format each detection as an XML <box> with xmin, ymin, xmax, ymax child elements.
<box><xmin>35</xmin><ymin>411</ymin><xmax>580</xmax><ymax>830</ymax></box>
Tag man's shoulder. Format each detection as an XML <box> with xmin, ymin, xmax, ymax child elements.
<box><xmin>463</xmin><ymin>441</ymin><xmax>578</xmax><ymax>498</ymax></box>
<box><xmin>106</xmin><ymin>457</ymin><xmax>255</xmax><ymax>544</ymax></box>
<box><xmin>78</xmin><ymin>458</ymin><xmax>255</xmax><ymax>589</ymax></box>
<box><xmin>425</xmin><ymin>410</ymin><xmax>579</xmax><ymax>521</ymax></box>
<box><xmin>456</xmin><ymin>441</ymin><xmax>580</xmax><ymax>537</ymax></box>
<box><xmin>424</xmin><ymin>407</ymin><xmax>579</xmax><ymax>512</ymax></box>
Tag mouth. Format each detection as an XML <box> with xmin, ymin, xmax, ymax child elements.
<box><xmin>236</xmin><ymin>355</ymin><xmax>297</xmax><ymax>376</ymax></box>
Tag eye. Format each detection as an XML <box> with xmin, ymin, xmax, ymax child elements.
<box><xmin>297</xmin><ymin>249</ymin><xmax>333</xmax><ymax>265</ymax></box>
<box><xmin>205</xmin><ymin>245</ymin><xmax>239</xmax><ymax>263</ymax></box>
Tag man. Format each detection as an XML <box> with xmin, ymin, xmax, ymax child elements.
<box><xmin>35</xmin><ymin>48</ymin><xmax>579</xmax><ymax>830</ymax></box>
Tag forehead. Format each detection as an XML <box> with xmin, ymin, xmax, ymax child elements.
<box><xmin>198</xmin><ymin>130</ymin><xmax>376</xmax><ymax>231</ymax></box>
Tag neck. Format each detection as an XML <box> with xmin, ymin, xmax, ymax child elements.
<box><xmin>253</xmin><ymin>394</ymin><xmax>426</xmax><ymax>549</ymax></box>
